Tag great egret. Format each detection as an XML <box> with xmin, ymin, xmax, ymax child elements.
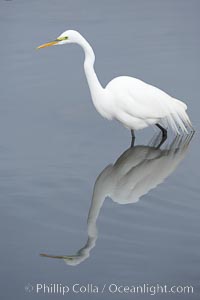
<box><xmin>40</xmin><ymin>133</ymin><xmax>193</xmax><ymax>266</ymax></box>
<box><xmin>37</xmin><ymin>30</ymin><xmax>193</xmax><ymax>143</ymax></box>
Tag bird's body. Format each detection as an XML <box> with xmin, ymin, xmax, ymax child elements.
<box><xmin>37</xmin><ymin>30</ymin><xmax>193</xmax><ymax>138</ymax></box>
<box><xmin>105</xmin><ymin>76</ymin><xmax>189</xmax><ymax>132</ymax></box>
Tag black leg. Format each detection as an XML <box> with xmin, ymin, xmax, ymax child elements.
<box><xmin>156</xmin><ymin>135</ymin><xmax>167</xmax><ymax>148</ymax></box>
<box><xmin>156</xmin><ymin>123</ymin><xmax>167</xmax><ymax>138</ymax></box>
<box><xmin>156</xmin><ymin>123</ymin><xmax>167</xmax><ymax>148</ymax></box>
<box><xmin>131</xmin><ymin>129</ymin><xmax>135</xmax><ymax>147</ymax></box>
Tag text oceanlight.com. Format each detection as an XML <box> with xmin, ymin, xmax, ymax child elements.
<box><xmin>24</xmin><ymin>283</ymin><xmax>194</xmax><ymax>296</ymax></box>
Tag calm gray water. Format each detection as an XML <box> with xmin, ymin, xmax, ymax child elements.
<box><xmin>0</xmin><ymin>0</ymin><xmax>200</xmax><ymax>299</ymax></box>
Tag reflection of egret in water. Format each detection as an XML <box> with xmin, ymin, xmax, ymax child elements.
<box><xmin>41</xmin><ymin>134</ymin><xmax>193</xmax><ymax>265</ymax></box>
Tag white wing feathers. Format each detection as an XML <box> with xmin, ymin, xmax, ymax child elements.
<box><xmin>106</xmin><ymin>76</ymin><xmax>193</xmax><ymax>134</ymax></box>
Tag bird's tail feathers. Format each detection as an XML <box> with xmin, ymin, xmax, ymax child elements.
<box><xmin>160</xmin><ymin>101</ymin><xmax>193</xmax><ymax>134</ymax></box>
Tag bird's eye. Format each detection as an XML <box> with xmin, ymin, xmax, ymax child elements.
<box><xmin>56</xmin><ymin>36</ymin><xmax>68</xmax><ymax>41</ymax></box>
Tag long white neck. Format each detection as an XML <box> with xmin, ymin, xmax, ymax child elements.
<box><xmin>78</xmin><ymin>35</ymin><xmax>104</xmax><ymax>98</ymax></box>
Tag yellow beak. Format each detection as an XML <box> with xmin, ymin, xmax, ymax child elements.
<box><xmin>37</xmin><ymin>40</ymin><xmax>59</xmax><ymax>49</ymax></box>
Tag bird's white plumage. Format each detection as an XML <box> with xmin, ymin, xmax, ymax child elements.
<box><xmin>38</xmin><ymin>30</ymin><xmax>193</xmax><ymax>135</ymax></box>
<box><xmin>105</xmin><ymin>76</ymin><xmax>191</xmax><ymax>133</ymax></box>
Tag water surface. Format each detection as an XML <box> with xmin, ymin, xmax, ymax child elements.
<box><xmin>0</xmin><ymin>1</ymin><xmax>200</xmax><ymax>299</ymax></box>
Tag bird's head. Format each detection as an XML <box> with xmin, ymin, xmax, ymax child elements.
<box><xmin>37</xmin><ymin>30</ymin><xmax>82</xmax><ymax>49</ymax></box>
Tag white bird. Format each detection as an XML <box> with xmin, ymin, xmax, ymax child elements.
<box><xmin>40</xmin><ymin>134</ymin><xmax>193</xmax><ymax>265</ymax></box>
<box><xmin>37</xmin><ymin>30</ymin><xmax>193</xmax><ymax>144</ymax></box>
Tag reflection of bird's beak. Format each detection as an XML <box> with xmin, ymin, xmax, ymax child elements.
<box><xmin>40</xmin><ymin>253</ymin><xmax>76</xmax><ymax>260</ymax></box>
<box><xmin>37</xmin><ymin>40</ymin><xmax>59</xmax><ymax>49</ymax></box>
